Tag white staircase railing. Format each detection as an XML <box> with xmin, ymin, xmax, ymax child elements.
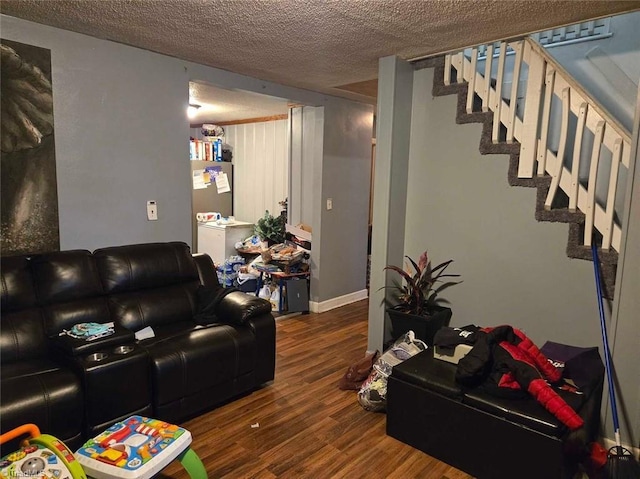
<box><xmin>444</xmin><ymin>37</ymin><xmax>632</xmax><ymax>252</ymax></box>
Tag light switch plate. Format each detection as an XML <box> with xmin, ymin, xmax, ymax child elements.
<box><xmin>147</xmin><ymin>200</ymin><xmax>158</xmax><ymax>220</ymax></box>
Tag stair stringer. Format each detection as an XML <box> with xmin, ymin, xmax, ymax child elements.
<box><xmin>417</xmin><ymin>56</ymin><xmax>618</xmax><ymax>299</ymax></box>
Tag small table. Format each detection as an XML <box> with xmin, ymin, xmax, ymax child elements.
<box><xmin>75</xmin><ymin>416</ymin><xmax>206</xmax><ymax>479</ymax></box>
<box><xmin>254</xmin><ymin>267</ymin><xmax>310</xmax><ymax>313</ymax></box>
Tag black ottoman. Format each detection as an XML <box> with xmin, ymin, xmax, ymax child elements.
<box><xmin>386</xmin><ymin>348</ymin><xmax>603</xmax><ymax>479</ymax></box>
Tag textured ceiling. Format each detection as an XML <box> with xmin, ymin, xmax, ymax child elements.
<box><xmin>189</xmin><ymin>81</ymin><xmax>291</xmax><ymax>123</ymax></box>
<box><xmin>2</xmin><ymin>0</ymin><xmax>640</xmax><ymax>106</ymax></box>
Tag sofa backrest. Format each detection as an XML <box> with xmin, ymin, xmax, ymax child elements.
<box><xmin>1</xmin><ymin>250</ymin><xmax>113</xmax><ymax>364</ymax></box>
<box><xmin>94</xmin><ymin>242</ymin><xmax>201</xmax><ymax>331</ymax></box>
<box><xmin>0</xmin><ymin>256</ymin><xmax>47</xmax><ymax>363</ymax></box>
<box><xmin>1</xmin><ymin>242</ymin><xmax>208</xmax><ymax>359</ymax></box>
<box><xmin>31</xmin><ymin>250</ymin><xmax>111</xmax><ymax>337</ymax></box>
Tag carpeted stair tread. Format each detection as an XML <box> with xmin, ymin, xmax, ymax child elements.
<box><xmin>420</xmin><ymin>56</ymin><xmax>617</xmax><ymax>298</ymax></box>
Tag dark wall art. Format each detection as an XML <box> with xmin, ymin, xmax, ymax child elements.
<box><xmin>1</xmin><ymin>39</ymin><xmax>60</xmax><ymax>255</ymax></box>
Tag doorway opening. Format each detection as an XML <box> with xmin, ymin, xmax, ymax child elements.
<box><xmin>188</xmin><ymin>80</ymin><xmax>293</xmax><ymax>251</ymax></box>
<box><xmin>188</xmin><ymin>81</ymin><xmax>318</xmax><ymax>316</ymax></box>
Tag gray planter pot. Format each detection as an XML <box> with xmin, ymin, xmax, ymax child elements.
<box><xmin>386</xmin><ymin>306</ymin><xmax>452</xmax><ymax>346</ymax></box>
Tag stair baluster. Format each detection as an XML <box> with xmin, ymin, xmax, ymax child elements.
<box><xmin>442</xmin><ymin>36</ymin><xmax>631</xmax><ymax>255</ymax></box>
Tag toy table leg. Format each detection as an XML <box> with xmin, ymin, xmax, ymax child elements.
<box><xmin>177</xmin><ymin>447</ymin><xmax>207</xmax><ymax>479</ymax></box>
<box><xmin>278</xmin><ymin>277</ymin><xmax>284</xmax><ymax>313</ymax></box>
<box><xmin>256</xmin><ymin>272</ymin><xmax>263</xmax><ymax>295</ymax></box>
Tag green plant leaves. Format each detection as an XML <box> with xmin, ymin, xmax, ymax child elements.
<box><xmin>383</xmin><ymin>250</ymin><xmax>461</xmax><ymax>316</ymax></box>
<box><xmin>254</xmin><ymin>210</ymin><xmax>286</xmax><ymax>244</ymax></box>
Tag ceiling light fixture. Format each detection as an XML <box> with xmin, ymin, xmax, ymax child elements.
<box><xmin>187</xmin><ymin>103</ymin><xmax>201</xmax><ymax>119</ymax></box>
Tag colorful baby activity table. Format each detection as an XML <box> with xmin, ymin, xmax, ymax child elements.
<box><xmin>74</xmin><ymin>416</ymin><xmax>206</xmax><ymax>479</ymax></box>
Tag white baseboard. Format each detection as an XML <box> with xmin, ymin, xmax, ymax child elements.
<box><xmin>309</xmin><ymin>289</ymin><xmax>368</xmax><ymax>313</ymax></box>
<box><xmin>602</xmin><ymin>437</ymin><xmax>640</xmax><ymax>460</ymax></box>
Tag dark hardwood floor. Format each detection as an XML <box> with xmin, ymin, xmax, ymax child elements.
<box><xmin>160</xmin><ymin>300</ymin><xmax>473</xmax><ymax>479</ymax></box>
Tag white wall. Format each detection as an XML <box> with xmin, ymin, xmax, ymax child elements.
<box><xmin>546</xmin><ymin>11</ymin><xmax>640</xmax><ymax>132</ymax></box>
<box><xmin>223</xmin><ymin>120</ymin><xmax>289</xmax><ymax>223</ymax></box>
<box><xmin>289</xmin><ymin>106</ymin><xmax>324</xmax><ymax>228</ymax></box>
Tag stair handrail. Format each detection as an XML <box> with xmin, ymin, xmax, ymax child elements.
<box><xmin>442</xmin><ymin>35</ymin><xmax>632</xmax><ymax>253</ymax></box>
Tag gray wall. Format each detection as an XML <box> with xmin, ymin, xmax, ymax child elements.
<box><xmin>368</xmin><ymin>56</ymin><xmax>414</xmax><ymax>350</ymax></box>
<box><xmin>1</xmin><ymin>14</ymin><xmax>372</xmax><ymax>306</ymax></box>
<box><xmin>609</xmin><ymin>83</ymin><xmax>640</xmax><ymax>448</ymax></box>
<box><xmin>406</xmin><ymin>68</ymin><xmax>601</xmax><ymax>346</ymax></box>
<box><xmin>398</xmin><ymin>66</ymin><xmax>639</xmax><ymax>443</ymax></box>
<box><xmin>2</xmin><ymin>15</ymin><xmax>191</xmax><ymax>250</ymax></box>
<box><xmin>314</xmin><ymin>101</ymin><xmax>373</xmax><ymax>302</ymax></box>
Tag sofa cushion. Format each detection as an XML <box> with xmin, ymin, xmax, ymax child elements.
<box><xmin>42</xmin><ymin>297</ymin><xmax>113</xmax><ymax>337</ymax></box>
<box><xmin>108</xmin><ymin>284</ymin><xmax>198</xmax><ymax>331</ymax></box>
<box><xmin>94</xmin><ymin>242</ymin><xmax>199</xmax><ymax>293</ymax></box>
<box><xmin>0</xmin><ymin>369</ymin><xmax>83</xmax><ymax>451</ymax></box>
<box><xmin>143</xmin><ymin>324</ymin><xmax>255</xmax><ymax>407</ymax></box>
<box><xmin>193</xmin><ymin>253</ymin><xmax>220</xmax><ymax>289</ymax></box>
<box><xmin>1</xmin><ymin>357</ymin><xmax>63</xmax><ymax>379</ymax></box>
<box><xmin>27</xmin><ymin>250</ymin><xmax>112</xmax><ymax>336</ymax></box>
<box><xmin>1</xmin><ymin>256</ymin><xmax>37</xmax><ymax>312</ymax></box>
<box><xmin>31</xmin><ymin>250</ymin><xmax>102</xmax><ymax>303</ymax></box>
<box><xmin>0</xmin><ymin>309</ymin><xmax>48</xmax><ymax>363</ymax></box>
<box><xmin>135</xmin><ymin>321</ymin><xmax>198</xmax><ymax>345</ymax></box>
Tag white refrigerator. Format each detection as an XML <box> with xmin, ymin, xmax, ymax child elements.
<box><xmin>191</xmin><ymin>161</ymin><xmax>233</xmax><ymax>249</ymax></box>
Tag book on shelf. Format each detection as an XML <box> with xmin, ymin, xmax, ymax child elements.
<box><xmin>189</xmin><ymin>138</ymin><xmax>223</xmax><ymax>161</ymax></box>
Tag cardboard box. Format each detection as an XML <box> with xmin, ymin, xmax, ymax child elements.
<box><xmin>285</xmin><ymin>224</ymin><xmax>312</xmax><ymax>240</ymax></box>
<box><xmin>285</xmin><ymin>224</ymin><xmax>312</xmax><ymax>251</ymax></box>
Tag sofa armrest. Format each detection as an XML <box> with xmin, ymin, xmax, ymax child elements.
<box><xmin>193</xmin><ymin>253</ymin><xmax>220</xmax><ymax>288</ymax></box>
<box><xmin>216</xmin><ymin>290</ymin><xmax>272</xmax><ymax>325</ymax></box>
<box><xmin>49</xmin><ymin>325</ymin><xmax>135</xmax><ymax>358</ymax></box>
<box><xmin>243</xmin><ymin>313</ymin><xmax>276</xmax><ymax>384</ymax></box>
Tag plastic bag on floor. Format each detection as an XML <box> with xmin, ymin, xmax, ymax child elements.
<box><xmin>357</xmin><ymin>331</ymin><xmax>427</xmax><ymax>412</ymax></box>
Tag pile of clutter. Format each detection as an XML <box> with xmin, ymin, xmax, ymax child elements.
<box><xmin>216</xmin><ymin>255</ymin><xmax>245</xmax><ymax>288</ymax></box>
<box><xmin>235</xmin><ymin>234</ymin><xmax>262</xmax><ymax>254</ymax></box>
<box><xmin>216</xmin><ymin>254</ymin><xmax>264</xmax><ymax>293</ymax></box>
<box><xmin>217</xmin><ymin>255</ymin><xmax>280</xmax><ymax>311</ymax></box>
<box><xmin>260</xmin><ymin>243</ymin><xmax>305</xmax><ymax>264</ymax></box>
<box><xmin>257</xmin><ymin>281</ymin><xmax>282</xmax><ymax>312</ymax></box>
<box><xmin>235</xmin><ymin>234</ymin><xmax>309</xmax><ymax>273</ymax></box>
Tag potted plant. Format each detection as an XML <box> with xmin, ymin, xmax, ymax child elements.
<box><xmin>254</xmin><ymin>210</ymin><xmax>286</xmax><ymax>246</ymax></box>
<box><xmin>383</xmin><ymin>250</ymin><xmax>461</xmax><ymax>346</ymax></box>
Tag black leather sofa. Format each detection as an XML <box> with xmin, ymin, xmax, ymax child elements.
<box><xmin>386</xmin><ymin>348</ymin><xmax>604</xmax><ymax>479</ymax></box>
<box><xmin>1</xmin><ymin>242</ymin><xmax>275</xmax><ymax>453</ymax></box>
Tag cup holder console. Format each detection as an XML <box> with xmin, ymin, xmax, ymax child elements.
<box><xmin>84</xmin><ymin>345</ymin><xmax>135</xmax><ymax>362</ymax></box>
<box><xmin>76</xmin><ymin>342</ymin><xmax>151</xmax><ymax>434</ymax></box>
<box><xmin>87</xmin><ymin>352</ymin><xmax>108</xmax><ymax>362</ymax></box>
<box><xmin>113</xmin><ymin>345</ymin><xmax>134</xmax><ymax>355</ymax></box>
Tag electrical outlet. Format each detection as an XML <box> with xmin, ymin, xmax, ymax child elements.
<box><xmin>147</xmin><ymin>201</ymin><xmax>158</xmax><ymax>221</ymax></box>
<box><xmin>327</xmin><ymin>198</ymin><xmax>333</xmax><ymax>210</ymax></box>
